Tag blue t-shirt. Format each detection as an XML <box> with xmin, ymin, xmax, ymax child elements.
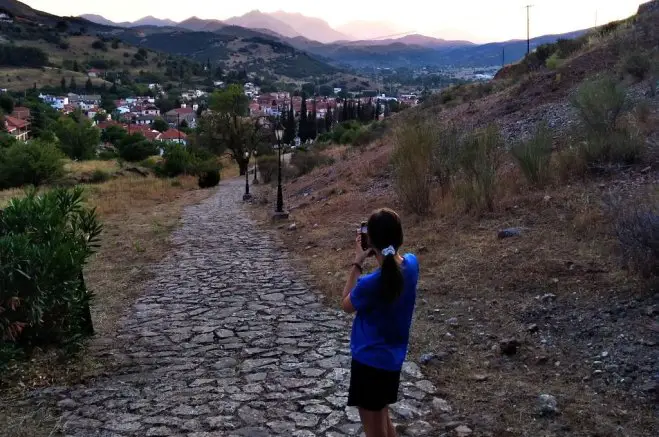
<box><xmin>349</xmin><ymin>253</ymin><xmax>419</xmax><ymax>371</ymax></box>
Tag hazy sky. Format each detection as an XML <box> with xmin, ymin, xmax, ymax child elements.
<box><xmin>23</xmin><ymin>0</ymin><xmax>644</xmax><ymax>42</ymax></box>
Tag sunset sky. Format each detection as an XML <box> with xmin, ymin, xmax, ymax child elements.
<box><xmin>22</xmin><ymin>0</ymin><xmax>645</xmax><ymax>42</ymax></box>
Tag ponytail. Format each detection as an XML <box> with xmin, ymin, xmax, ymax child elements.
<box><xmin>381</xmin><ymin>251</ymin><xmax>403</xmax><ymax>303</ymax></box>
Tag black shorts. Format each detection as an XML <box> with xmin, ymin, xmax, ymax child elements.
<box><xmin>347</xmin><ymin>359</ymin><xmax>401</xmax><ymax>411</ymax></box>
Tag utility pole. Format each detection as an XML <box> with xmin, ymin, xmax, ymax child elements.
<box><xmin>525</xmin><ymin>4</ymin><xmax>534</xmax><ymax>55</ymax></box>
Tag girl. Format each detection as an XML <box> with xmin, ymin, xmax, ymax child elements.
<box><xmin>341</xmin><ymin>208</ymin><xmax>419</xmax><ymax>437</ymax></box>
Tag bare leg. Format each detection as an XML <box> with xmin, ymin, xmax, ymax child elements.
<box><xmin>385</xmin><ymin>408</ymin><xmax>396</xmax><ymax>437</ymax></box>
<box><xmin>358</xmin><ymin>407</ymin><xmax>389</xmax><ymax>437</ymax></box>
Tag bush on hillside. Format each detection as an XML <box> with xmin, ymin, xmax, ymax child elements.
<box><xmin>0</xmin><ymin>188</ymin><xmax>101</xmax><ymax>351</ymax></box>
<box><xmin>54</xmin><ymin>116</ymin><xmax>101</xmax><ymax>160</ymax></box>
<box><xmin>157</xmin><ymin>143</ymin><xmax>197</xmax><ymax>177</ymax></box>
<box><xmin>571</xmin><ymin>76</ymin><xmax>644</xmax><ymax>168</ymax></box>
<box><xmin>116</xmin><ymin>133</ymin><xmax>159</xmax><ymax>162</ymax></box>
<box><xmin>511</xmin><ymin>122</ymin><xmax>553</xmax><ymax>187</ymax></box>
<box><xmin>0</xmin><ymin>45</ymin><xmax>48</xmax><ymax>68</ymax></box>
<box><xmin>197</xmin><ymin>162</ymin><xmax>221</xmax><ymax>189</ymax></box>
<box><xmin>391</xmin><ymin>117</ymin><xmax>435</xmax><ymax>215</ymax></box>
<box><xmin>622</xmin><ymin>52</ymin><xmax>651</xmax><ymax>81</ymax></box>
<box><xmin>457</xmin><ymin>124</ymin><xmax>503</xmax><ymax>212</ymax></box>
<box><xmin>257</xmin><ymin>154</ymin><xmax>279</xmax><ymax>184</ymax></box>
<box><xmin>91</xmin><ymin>40</ymin><xmax>108</xmax><ymax>51</ymax></box>
<box><xmin>0</xmin><ymin>141</ymin><xmax>65</xmax><ymax>189</ymax></box>
<box><xmin>606</xmin><ymin>192</ymin><xmax>659</xmax><ymax>278</ymax></box>
<box><xmin>290</xmin><ymin>149</ymin><xmax>334</xmax><ymax>177</ymax></box>
<box><xmin>90</xmin><ymin>169</ymin><xmax>111</xmax><ymax>184</ymax></box>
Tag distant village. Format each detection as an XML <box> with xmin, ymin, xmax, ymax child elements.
<box><xmin>5</xmin><ymin>78</ymin><xmax>420</xmax><ymax>147</ymax></box>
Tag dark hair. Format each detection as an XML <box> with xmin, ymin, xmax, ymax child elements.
<box><xmin>367</xmin><ymin>208</ymin><xmax>404</xmax><ymax>303</ymax></box>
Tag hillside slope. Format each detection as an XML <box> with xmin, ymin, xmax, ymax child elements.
<box><xmin>252</xmin><ymin>3</ymin><xmax>659</xmax><ymax>436</ymax></box>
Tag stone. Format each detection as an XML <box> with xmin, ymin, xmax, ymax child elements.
<box><xmin>415</xmin><ymin>380</ymin><xmax>436</xmax><ymax>393</ymax></box>
<box><xmin>289</xmin><ymin>412</ymin><xmax>319</xmax><ymax>428</ymax></box>
<box><xmin>238</xmin><ymin>406</ymin><xmax>266</xmax><ymax>425</ymax></box>
<box><xmin>445</xmin><ymin>317</ymin><xmax>459</xmax><ymax>326</ymax></box>
<box><xmin>288</xmin><ymin>223</ymin><xmax>298</xmax><ymax>231</ymax></box>
<box><xmin>402</xmin><ymin>362</ymin><xmax>424</xmax><ymax>379</ymax></box>
<box><xmin>406</xmin><ymin>420</ymin><xmax>433</xmax><ymax>436</ymax></box>
<box><xmin>499</xmin><ymin>338</ymin><xmax>520</xmax><ymax>356</ymax></box>
<box><xmin>57</xmin><ymin>398</ymin><xmax>76</xmax><ymax>409</ymax></box>
<box><xmin>497</xmin><ymin>228</ymin><xmax>521</xmax><ymax>239</ymax></box>
<box><xmin>527</xmin><ymin>324</ymin><xmax>539</xmax><ymax>333</ymax></box>
<box><xmin>146</xmin><ymin>426</ymin><xmax>173</xmax><ymax>436</ymax></box>
<box><xmin>267</xmin><ymin>420</ymin><xmax>296</xmax><ymax>434</ymax></box>
<box><xmin>454</xmin><ymin>425</ymin><xmax>473</xmax><ymax>436</ymax></box>
<box><xmin>339</xmin><ymin>422</ymin><xmax>362</xmax><ymax>435</ymax></box>
<box><xmin>303</xmin><ymin>404</ymin><xmax>333</xmax><ymax>414</ymax></box>
<box><xmin>432</xmin><ymin>397</ymin><xmax>452</xmax><ymax>413</ymax></box>
<box><xmin>538</xmin><ymin>394</ymin><xmax>558</xmax><ymax>415</ymax></box>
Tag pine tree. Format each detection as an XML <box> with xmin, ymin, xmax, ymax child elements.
<box><xmin>309</xmin><ymin>99</ymin><xmax>317</xmax><ymax>140</ymax></box>
<box><xmin>356</xmin><ymin>101</ymin><xmax>362</xmax><ymax>122</ymax></box>
<box><xmin>375</xmin><ymin>99</ymin><xmax>381</xmax><ymax>120</ymax></box>
<box><xmin>69</xmin><ymin>77</ymin><xmax>77</xmax><ymax>91</ymax></box>
<box><xmin>61</xmin><ymin>77</ymin><xmax>66</xmax><ymax>91</ymax></box>
<box><xmin>85</xmin><ymin>78</ymin><xmax>93</xmax><ymax>92</ymax></box>
<box><xmin>299</xmin><ymin>92</ymin><xmax>308</xmax><ymax>142</ymax></box>
<box><xmin>73</xmin><ymin>60</ymin><xmax>79</xmax><ymax>72</ymax></box>
<box><xmin>342</xmin><ymin>98</ymin><xmax>348</xmax><ymax>122</ymax></box>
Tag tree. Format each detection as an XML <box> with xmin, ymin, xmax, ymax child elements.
<box><xmin>319</xmin><ymin>84</ymin><xmax>333</xmax><ymax>97</ymax></box>
<box><xmin>283</xmin><ymin>103</ymin><xmax>296</xmax><ymax>145</ymax></box>
<box><xmin>73</xmin><ymin>60</ymin><xmax>79</xmax><ymax>72</ymax></box>
<box><xmin>0</xmin><ymin>94</ymin><xmax>14</xmax><ymax>115</ymax></box>
<box><xmin>85</xmin><ymin>77</ymin><xmax>93</xmax><ymax>92</ymax></box>
<box><xmin>325</xmin><ymin>108</ymin><xmax>334</xmax><ymax>132</ymax></box>
<box><xmin>375</xmin><ymin>99</ymin><xmax>381</xmax><ymax>120</ymax></box>
<box><xmin>93</xmin><ymin>112</ymin><xmax>107</xmax><ymax>123</ymax></box>
<box><xmin>299</xmin><ymin>92</ymin><xmax>309</xmax><ymax>142</ymax></box>
<box><xmin>198</xmin><ymin>84</ymin><xmax>263</xmax><ymax>175</ymax></box>
<box><xmin>302</xmin><ymin>83</ymin><xmax>315</xmax><ymax>96</ymax></box>
<box><xmin>101</xmin><ymin>125</ymin><xmax>127</xmax><ymax>145</ymax></box>
<box><xmin>53</xmin><ymin>116</ymin><xmax>101</xmax><ymax>160</ymax></box>
<box><xmin>69</xmin><ymin>77</ymin><xmax>77</xmax><ymax>91</ymax></box>
<box><xmin>152</xmin><ymin>118</ymin><xmax>169</xmax><ymax>133</ymax></box>
<box><xmin>61</xmin><ymin>77</ymin><xmax>67</xmax><ymax>92</ymax></box>
<box><xmin>116</xmin><ymin>133</ymin><xmax>158</xmax><ymax>162</ymax></box>
<box><xmin>309</xmin><ymin>100</ymin><xmax>317</xmax><ymax>140</ymax></box>
<box><xmin>342</xmin><ymin>98</ymin><xmax>348</xmax><ymax>122</ymax></box>
<box><xmin>100</xmin><ymin>95</ymin><xmax>116</xmax><ymax>113</ymax></box>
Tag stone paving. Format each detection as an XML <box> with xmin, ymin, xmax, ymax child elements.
<box><xmin>52</xmin><ymin>179</ymin><xmax>435</xmax><ymax>437</ymax></box>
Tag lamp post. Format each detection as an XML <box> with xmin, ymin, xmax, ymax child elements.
<box><xmin>274</xmin><ymin>123</ymin><xmax>285</xmax><ymax>215</ymax></box>
<box><xmin>243</xmin><ymin>151</ymin><xmax>251</xmax><ymax>201</ymax></box>
<box><xmin>252</xmin><ymin>150</ymin><xmax>259</xmax><ymax>184</ymax></box>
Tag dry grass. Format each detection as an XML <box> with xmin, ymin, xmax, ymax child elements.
<box><xmin>0</xmin><ymin>67</ymin><xmax>109</xmax><ymax>92</ymax></box>
<box><xmin>63</xmin><ymin>159</ymin><xmax>120</xmax><ymax>175</ymax></box>
<box><xmin>250</xmin><ymin>136</ymin><xmax>657</xmax><ymax>436</ymax></box>
<box><xmin>0</xmin><ymin>173</ymin><xmax>215</xmax><ymax>437</ymax></box>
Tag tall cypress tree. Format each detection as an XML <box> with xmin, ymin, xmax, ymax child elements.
<box><xmin>61</xmin><ymin>77</ymin><xmax>66</xmax><ymax>92</ymax></box>
<box><xmin>299</xmin><ymin>92</ymin><xmax>308</xmax><ymax>142</ymax></box>
<box><xmin>375</xmin><ymin>99</ymin><xmax>381</xmax><ymax>120</ymax></box>
<box><xmin>283</xmin><ymin>103</ymin><xmax>296</xmax><ymax>145</ymax></box>
<box><xmin>69</xmin><ymin>77</ymin><xmax>77</xmax><ymax>91</ymax></box>
<box><xmin>342</xmin><ymin>98</ymin><xmax>348</xmax><ymax>122</ymax></box>
<box><xmin>309</xmin><ymin>99</ymin><xmax>317</xmax><ymax>140</ymax></box>
<box><xmin>325</xmin><ymin>108</ymin><xmax>333</xmax><ymax>131</ymax></box>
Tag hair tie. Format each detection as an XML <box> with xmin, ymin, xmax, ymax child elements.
<box><xmin>381</xmin><ymin>246</ymin><xmax>396</xmax><ymax>257</ymax></box>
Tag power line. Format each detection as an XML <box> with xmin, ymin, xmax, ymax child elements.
<box><xmin>525</xmin><ymin>4</ymin><xmax>534</xmax><ymax>55</ymax></box>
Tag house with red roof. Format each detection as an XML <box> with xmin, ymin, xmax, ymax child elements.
<box><xmin>87</xmin><ymin>68</ymin><xmax>104</xmax><ymax>78</ymax></box>
<box><xmin>156</xmin><ymin>128</ymin><xmax>187</xmax><ymax>145</ymax></box>
<box><xmin>11</xmin><ymin>106</ymin><xmax>30</xmax><ymax>120</ymax></box>
<box><xmin>5</xmin><ymin>115</ymin><xmax>29</xmax><ymax>141</ymax></box>
<box><xmin>164</xmin><ymin>106</ymin><xmax>197</xmax><ymax>128</ymax></box>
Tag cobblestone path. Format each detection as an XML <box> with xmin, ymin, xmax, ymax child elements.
<box><xmin>54</xmin><ymin>179</ymin><xmax>435</xmax><ymax>437</ymax></box>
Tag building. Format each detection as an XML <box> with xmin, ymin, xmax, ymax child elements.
<box><xmin>165</xmin><ymin>106</ymin><xmax>197</xmax><ymax>128</ymax></box>
<box><xmin>157</xmin><ymin>128</ymin><xmax>187</xmax><ymax>145</ymax></box>
<box><xmin>87</xmin><ymin>68</ymin><xmax>103</xmax><ymax>78</ymax></box>
<box><xmin>5</xmin><ymin>115</ymin><xmax>29</xmax><ymax>141</ymax></box>
<box><xmin>11</xmin><ymin>106</ymin><xmax>30</xmax><ymax>120</ymax></box>
<box><xmin>134</xmin><ymin>114</ymin><xmax>158</xmax><ymax>125</ymax></box>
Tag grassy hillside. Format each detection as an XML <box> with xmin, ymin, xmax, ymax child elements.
<box><xmin>251</xmin><ymin>3</ymin><xmax>659</xmax><ymax>436</ymax></box>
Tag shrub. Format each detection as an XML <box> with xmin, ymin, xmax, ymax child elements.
<box><xmin>197</xmin><ymin>161</ymin><xmax>221</xmax><ymax>188</ymax></box>
<box><xmin>339</xmin><ymin>129</ymin><xmax>359</xmax><ymax>145</ymax></box>
<box><xmin>257</xmin><ymin>154</ymin><xmax>279</xmax><ymax>183</ymax></box>
<box><xmin>90</xmin><ymin>169</ymin><xmax>110</xmax><ymax>184</ymax></box>
<box><xmin>622</xmin><ymin>52</ymin><xmax>651</xmax><ymax>81</ymax></box>
<box><xmin>158</xmin><ymin>143</ymin><xmax>197</xmax><ymax>177</ymax></box>
<box><xmin>290</xmin><ymin>149</ymin><xmax>334</xmax><ymax>176</ymax></box>
<box><xmin>54</xmin><ymin>116</ymin><xmax>101</xmax><ymax>160</ymax></box>
<box><xmin>91</xmin><ymin>40</ymin><xmax>107</xmax><ymax>51</ymax></box>
<box><xmin>511</xmin><ymin>122</ymin><xmax>553</xmax><ymax>187</ymax></box>
<box><xmin>606</xmin><ymin>192</ymin><xmax>659</xmax><ymax>278</ymax></box>
<box><xmin>116</xmin><ymin>133</ymin><xmax>159</xmax><ymax>162</ymax></box>
<box><xmin>545</xmin><ymin>53</ymin><xmax>563</xmax><ymax>70</ymax></box>
<box><xmin>0</xmin><ymin>141</ymin><xmax>65</xmax><ymax>189</ymax></box>
<box><xmin>391</xmin><ymin>117</ymin><xmax>435</xmax><ymax>215</ymax></box>
<box><xmin>432</xmin><ymin>124</ymin><xmax>461</xmax><ymax>196</ymax></box>
<box><xmin>571</xmin><ymin>76</ymin><xmax>643</xmax><ymax>167</ymax></box>
<box><xmin>457</xmin><ymin>124</ymin><xmax>503</xmax><ymax>212</ymax></box>
<box><xmin>0</xmin><ymin>188</ymin><xmax>102</xmax><ymax>350</ymax></box>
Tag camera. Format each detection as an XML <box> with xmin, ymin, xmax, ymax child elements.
<box><xmin>360</xmin><ymin>221</ymin><xmax>369</xmax><ymax>251</ymax></box>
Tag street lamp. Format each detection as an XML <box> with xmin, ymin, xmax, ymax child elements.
<box><xmin>274</xmin><ymin>123</ymin><xmax>285</xmax><ymax>215</ymax></box>
<box><xmin>252</xmin><ymin>150</ymin><xmax>259</xmax><ymax>184</ymax></box>
<box><xmin>243</xmin><ymin>150</ymin><xmax>251</xmax><ymax>201</ymax></box>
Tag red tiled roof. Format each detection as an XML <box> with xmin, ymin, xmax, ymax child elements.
<box><xmin>11</xmin><ymin>107</ymin><xmax>30</xmax><ymax>120</ymax></box>
<box><xmin>172</xmin><ymin>107</ymin><xmax>195</xmax><ymax>115</ymax></box>
<box><xmin>5</xmin><ymin>115</ymin><xmax>27</xmax><ymax>130</ymax></box>
<box><xmin>158</xmin><ymin>128</ymin><xmax>187</xmax><ymax>141</ymax></box>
